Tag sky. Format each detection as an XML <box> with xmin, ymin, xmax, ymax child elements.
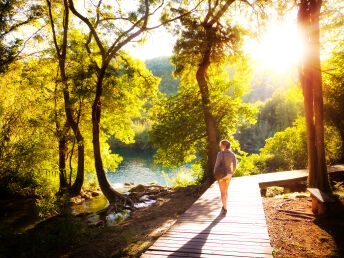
<box><xmin>125</xmin><ymin>12</ymin><xmax>303</xmax><ymax>76</ymax></box>
<box><xmin>125</xmin><ymin>27</ymin><xmax>176</xmax><ymax>60</ymax></box>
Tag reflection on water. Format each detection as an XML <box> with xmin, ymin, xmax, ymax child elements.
<box><xmin>107</xmin><ymin>149</ymin><xmax>176</xmax><ymax>187</ymax></box>
<box><xmin>71</xmin><ymin>195</ymin><xmax>108</xmax><ymax>215</ymax></box>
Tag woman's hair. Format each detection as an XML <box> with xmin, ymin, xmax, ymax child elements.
<box><xmin>220</xmin><ymin>139</ymin><xmax>231</xmax><ymax>150</ymax></box>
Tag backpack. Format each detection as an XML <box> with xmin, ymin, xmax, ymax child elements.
<box><xmin>214</xmin><ymin>152</ymin><xmax>227</xmax><ymax>180</ymax></box>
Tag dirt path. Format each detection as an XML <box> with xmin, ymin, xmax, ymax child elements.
<box><xmin>263</xmin><ymin>196</ymin><xmax>344</xmax><ymax>257</ymax></box>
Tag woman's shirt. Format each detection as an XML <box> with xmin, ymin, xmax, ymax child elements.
<box><xmin>214</xmin><ymin>150</ymin><xmax>237</xmax><ymax>175</ymax></box>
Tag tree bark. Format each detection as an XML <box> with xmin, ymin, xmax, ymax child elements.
<box><xmin>196</xmin><ymin>26</ymin><xmax>218</xmax><ymax>183</ymax></box>
<box><xmin>58</xmin><ymin>134</ymin><xmax>68</xmax><ymax>192</ymax></box>
<box><xmin>298</xmin><ymin>0</ymin><xmax>331</xmax><ymax>192</ymax></box>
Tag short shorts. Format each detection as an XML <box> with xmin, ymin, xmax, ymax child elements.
<box><xmin>218</xmin><ymin>174</ymin><xmax>232</xmax><ymax>183</ymax></box>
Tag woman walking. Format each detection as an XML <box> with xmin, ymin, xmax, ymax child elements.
<box><xmin>214</xmin><ymin>140</ymin><xmax>237</xmax><ymax>214</ymax></box>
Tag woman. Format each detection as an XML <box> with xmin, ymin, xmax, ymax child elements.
<box><xmin>214</xmin><ymin>139</ymin><xmax>237</xmax><ymax>214</ymax></box>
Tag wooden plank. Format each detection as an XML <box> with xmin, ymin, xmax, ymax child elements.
<box><xmin>307</xmin><ymin>188</ymin><xmax>335</xmax><ymax>203</ymax></box>
<box><xmin>150</xmin><ymin>239</ymin><xmax>272</xmax><ymax>249</ymax></box>
<box><xmin>145</xmin><ymin>248</ymin><xmax>273</xmax><ymax>257</ymax></box>
<box><xmin>143</xmin><ymin>250</ymin><xmax>272</xmax><ymax>258</ymax></box>
<box><xmin>157</xmin><ymin>236</ymin><xmax>271</xmax><ymax>246</ymax></box>
<box><xmin>148</xmin><ymin>243</ymin><xmax>273</xmax><ymax>255</ymax></box>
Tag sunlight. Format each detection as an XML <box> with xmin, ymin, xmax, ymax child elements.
<box><xmin>244</xmin><ymin>23</ymin><xmax>304</xmax><ymax>74</ymax></box>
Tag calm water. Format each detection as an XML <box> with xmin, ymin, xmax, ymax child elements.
<box><xmin>106</xmin><ymin>149</ymin><xmax>177</xmax><ymax>187</ymax></box>
<box><xmin>1</xmin><ymin>150</ymin><xmax>177</xmax><ymax>233</ymax></box>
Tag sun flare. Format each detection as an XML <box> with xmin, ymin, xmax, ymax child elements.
<box><xmin>245</xmin><ymin>23</ymin><xmax>304</xmax><ymax>74</ymax></box>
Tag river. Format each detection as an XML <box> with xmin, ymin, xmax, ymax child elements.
<box><xmin>106</xmin><ymin>149</ymin><xmax>178</xmax><ymax>187</ymax></box>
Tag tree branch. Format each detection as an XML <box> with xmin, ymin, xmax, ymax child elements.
<box><xmin>68</xmin><ymin>0</ymin><xmax>106</xmax><ymax>56</ymax></box>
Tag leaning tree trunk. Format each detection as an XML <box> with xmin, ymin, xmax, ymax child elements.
<box><xmin>196</xmin><ymin>27</ymin><xmax>218</xmax><ymax>184</ymax></box>
<box><xmin>298</xmin><ymin>0</ymin><xmax>331</xmax><ymax>192</ymax></box>
<box><xmin>92</xmin><ymin>66</ymin><xmax>134</xmax><ymax>209</ymax></box>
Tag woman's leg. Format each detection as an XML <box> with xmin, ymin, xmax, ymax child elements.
<box><xmin>224</xmin><ymin>178</ymin><xmax>231</xmax><ymax>208</ymax></box>
<box><xmin>218</xmin><ymin>180</ymin><xmax>228</xmax><ymax>210</ymax></box>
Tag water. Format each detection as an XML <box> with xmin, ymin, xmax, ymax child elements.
<box><xmin>1</xmin><ymin>150</ymin><xmax>177</xmax><ymax>233</ymax></box>
<box><xmin>106</xmin><ymin>149</ymin><xmax>177</xmax><ymax>187</ymax></box>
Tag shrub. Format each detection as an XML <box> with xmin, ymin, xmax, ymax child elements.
<box><xmin>163</xmin><ymin>164</ymin><xmax>202</xmax><ymax>187</ymax></box>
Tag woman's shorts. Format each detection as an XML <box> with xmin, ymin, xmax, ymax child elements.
<box><xmin>218</xmin><ymin>174</ymin><xmax>232</xmax><ymax>183</ymax></box>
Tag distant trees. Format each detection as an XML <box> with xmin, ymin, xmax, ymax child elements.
<box><xmin>145</xmin><ymin>57</ymin><xmax>179</xmax><ymax>96</ymax></box>
<box><xmin>237</xmin><ymin>87</ymin><xmax>304</xmax><ymax>153</ymax></box>
<box><xmin>323</xmin><ymin>41</ymin><xmax>344</xmax><ymax>163</ymax></box>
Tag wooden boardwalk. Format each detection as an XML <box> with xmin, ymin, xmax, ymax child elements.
<box><xmin>142</xmin><ymin>177</ymin><xmax>273</xmax><ymax>257</ymax></box>
<box><xmin>254</xmin><ymin>164</ymin><xmax>344</xmax><ymax>188</ymax></box>
<box><xmin>142</xmin><ymin>165</ymin><xmax>344</xmax><ymax>257</ymax></box>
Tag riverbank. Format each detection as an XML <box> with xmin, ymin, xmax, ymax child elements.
<box><xmin>0</xmin><ymin>184</ymin><xmax>206</xmax><ymax>257</ymax></box>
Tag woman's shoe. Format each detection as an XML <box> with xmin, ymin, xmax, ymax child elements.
<box><xmin>221</xmin><ymin>207</ymin><xmax>227</xmax><ymax>214</ymax></box>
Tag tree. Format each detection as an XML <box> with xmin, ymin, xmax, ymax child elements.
<box><xmin>66</xmin><ymin>0</ymin><xmax>197</xmax><ymax>208</ymax></box>
<box><xmin>298</xmin><ymin>0</ymin><xmax>331</xmax><ymax>191</ymax></box>
<box><xmin>170</xmin><ymin>0</ymin><xmax>248</xmax><ymax>182</ymax></box>
<box><xmin>150</xmin><ymin>58</ymin><xmax>256</xmax><ymax>181</ymax></box>
<box><xmin>46</xmin><ymin>0</ymin><xmax>85</xmax><ymax>196</ymax></box>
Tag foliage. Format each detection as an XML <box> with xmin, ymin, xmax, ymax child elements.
<box><xmin>239</xmin><ymin>118</ymin><xmax>343</xmax><ymax>175</ymax></box>
<box><xmin>145</xmin><ymin>57</ymin><xmax>179</xmax><ymax>96</ymax></box>
<box><xmin>150</xmin><ymin>57</ymin><xmax>257</xmax><ymax>175</ymax></box>
<box><xmin>0</xmin><ymin>0</ymin><xmax>43</xmax><ymax>72</ymax></box>
<box><xmin>237</xmin><ymin>86</ymin><xmax>304</xmax><ymax>153</ymax></box>
<box><xmin>163</xmin><ymin>165</ymin><xmax>200</xmax><ymax>188</ymax></box>
<box><xmin>0</xmin><ymin>62</ymin><xmax>59</xmax><ymax>198</ymax></box>
<box><xmin>323</xmin><ymin>39</ymin><xmax>344</xmax><ymax>162</ymax></box>
<box><xmin>0</xmin><ymin>37</ymin><xmax>158</xmax><ymax>200</ymax></box>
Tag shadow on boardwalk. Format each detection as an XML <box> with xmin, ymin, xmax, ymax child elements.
<box><xmin>167</xmin><ymin>212</ymin><xmax>225</xmax><ymax>257</ymax></box>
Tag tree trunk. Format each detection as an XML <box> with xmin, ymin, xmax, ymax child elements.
<box><xmin>47</xmin><ymin>0</ymin><xmax>85</xmax><ymax>196</ymax></box>
<box><xmin>196</xmin><ymin>27</ymin><xmax>218</xmax><ymax>184</ymax></box>
<box><xmin>92</xmin><ymin>66</ymin><xmax>134</xmax><ymax>209</ymax></box>
<box><xmin>69</xmin><ymin>125</ymin><xmax>84</xmax><ymax>195</ymax></box>
<box><xmin>298</xmin><ymin>0</ymin><xmax>331</xmax><ymax>192</ymax></box>
<box><xmin>58</xmin><ymin>135</ymin><xmax>68</xmax><ymax>192</ymax></box>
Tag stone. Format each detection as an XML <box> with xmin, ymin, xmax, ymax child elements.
<box><xmin>266</xmin><ymin>186</ymin><xmax>285</xmax><ymax>197</ymax></box>
<box><xmin>129</xmin><ymin>184</ymin><xmax>146</xmax><ymax>193</ymax></box>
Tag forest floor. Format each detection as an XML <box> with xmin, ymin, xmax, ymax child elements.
<box><xmin>0</xmin><ymin>184</ymin><xmax>206</xmax><ymax>258</ymax></box>
<box><xmin>263</xmin><ymin>194</ymin><xmax>344</xmax><ymax>257</ymax></box>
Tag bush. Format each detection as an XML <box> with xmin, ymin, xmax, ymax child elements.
<box><xmin>236</xmin><ymin>117</ymin><xmax>344</xmax><ymax>175</ymax></box>
<box><xmin>163</xmin><ymin>164</ymin><xmax>202</xmax><ymax>187</ymax></box>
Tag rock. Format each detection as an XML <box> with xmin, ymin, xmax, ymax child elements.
<box><xmin>129</xmin><ymin>184</ymin><xmax>146</xmax><ymax>193</ymax></box>
<box><xmin>266</xmin><ymin>186</ymin><xmax>285</xmax><ymax>197</ymax></box>
<box><xmin>91</xmin><ymin>191</ymin><xmax>101</xmax><ymax>197</ymax></box>
<box><xmin>124</xmin><ymin>182</ymin><xmax>135</xmax><ymax>186</ymax></box>
<box><xmin>70</xmin><ymin>196</ymin><xmax>85</xmax><ymax>204</ymax></box>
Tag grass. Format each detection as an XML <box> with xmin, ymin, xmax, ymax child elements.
<box><xmin>274</xmin><ymin>191</ymin><xmax>310</xmax><ymax>199</ymax></box>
